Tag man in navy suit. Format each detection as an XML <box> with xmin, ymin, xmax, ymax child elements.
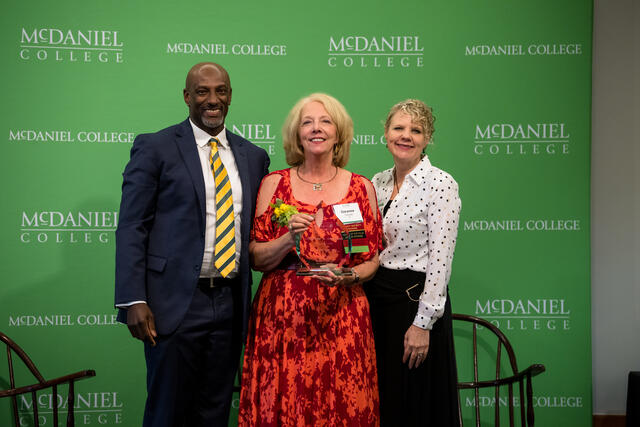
<box><xmin>115</xmin><ymin>62</ymin><xmax>269</xmax><ymax>426</ymax></box>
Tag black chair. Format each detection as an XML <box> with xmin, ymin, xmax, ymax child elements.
<box><xmin>0</xmin><ymin>331</ymin><xmax>96</xmax><ymax>427</ymax></box>
<box><xmin>453</xmin><ymin>314</ymin><xmax>545</xmax><ymax>427</ymax></box>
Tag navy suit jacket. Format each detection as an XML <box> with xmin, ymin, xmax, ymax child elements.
<box><xmin>115</xmin><ymin>119</ymin><xmax>269</xmax><ymax>339</ymax></box>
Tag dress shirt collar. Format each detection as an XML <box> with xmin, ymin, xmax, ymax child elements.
<box><xmin>387</xmin><ymin>155</ymin><xmax>432</xmax><ymax>187</ymax></box>
<box><xmin>379</xmin><ymin>166</ymin><xmax>394</xmax><ymax>186</ymax></box>
<box><xmin>189</xmin><ymin>118</ymin><xmax>229</xmax><ymax>149</ymax></box>
<box><xmin>405</xmin><ymin>155</ymin><xmax>432</xmax><ymax>186</ymax></box>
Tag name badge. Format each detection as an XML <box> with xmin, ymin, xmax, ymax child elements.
<box><xmin>333</xmin><ymin>203</ymin><xmax>369</xmax><ymax>254</ymax></box>
<box><xmin>332</xmin><ymin>203</ymin><xmax>363</xmax><ymax>224</ymax></box>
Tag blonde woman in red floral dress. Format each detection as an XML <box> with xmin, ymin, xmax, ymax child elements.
<box><xmin>239</xmin><ymin>93</ymin><xmax>382</xmax><ymax>426</ymax></box>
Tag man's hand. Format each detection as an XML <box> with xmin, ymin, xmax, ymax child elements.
<box><xmin>127</xmin><ymin>303</ymin><xmax>157</xmax><ymax>346</ymax></box>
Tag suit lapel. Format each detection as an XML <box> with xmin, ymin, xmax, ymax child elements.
<box><xmin>175</xmin><ymin>119</ymin><xmax>206</xmax><ymax>222</ymax></box>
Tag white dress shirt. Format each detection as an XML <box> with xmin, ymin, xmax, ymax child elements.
<box><xmin>190</xmin><ymin>120</ymin><xmax>242</xmax><ymax>278</ymax></box>
<box><xmin>372</xmin><ymin>155</ymin><xmax>461</xmax><ymax>330</ymax></box>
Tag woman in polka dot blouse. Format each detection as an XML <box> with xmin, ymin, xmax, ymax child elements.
<box><xmin>364</xmin><ymin>99</ymin><xmax>461</xmax><ymax>426</ymax></box>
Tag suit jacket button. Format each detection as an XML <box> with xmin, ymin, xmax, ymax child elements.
<box><xmin>194</xmin><ymin>265</ymin><xmax>200</xmax><ymax>272</ymax></box>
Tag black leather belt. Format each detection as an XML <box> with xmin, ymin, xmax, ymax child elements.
<box><xmin>197</xmin><ymin>277</ymin><xmax>236</xmax><ymax>288</ymax></box>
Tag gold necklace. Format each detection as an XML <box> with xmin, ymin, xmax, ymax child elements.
<box><xmin>296</xmin><ymin>166</ymin><xmax>338</xmax><ymax>191</ymax></box>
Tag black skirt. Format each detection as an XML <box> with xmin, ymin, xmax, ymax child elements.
<box><xmin>365</xmin><ymin>266</ymin><xmax>460</xmax><ymax>427</ymax></box>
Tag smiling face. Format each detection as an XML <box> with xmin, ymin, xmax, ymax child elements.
<box><xmin>183</xmin><ymin>63</ymin><xmax>232</xmax><ymax>136</ymax></box>
<box><xmin>384</xmin><ymin>111</ymin><xmax>428</xmax><ymax>165</ymax></box>
<box><xmin>298</xmin><ymin>101</ymin><xmax>338</xmax><ymax>159</ymax></box>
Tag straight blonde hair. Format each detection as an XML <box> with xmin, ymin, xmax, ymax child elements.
<box><xmin>282</xmin><ymin>93</ymin><xmax>353</xmax><ymax>167</ymax></box>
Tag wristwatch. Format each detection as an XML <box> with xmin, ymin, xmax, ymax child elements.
<box><xmin>352</xmin><ymin>269</ymin><xmax>360</xmax><ymax>284</ymax></box>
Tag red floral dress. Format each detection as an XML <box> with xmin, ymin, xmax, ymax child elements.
<box><xmin>239</xmin><ymin>169</ymin><xmax>382</xmax><ymax>426</ymax></box>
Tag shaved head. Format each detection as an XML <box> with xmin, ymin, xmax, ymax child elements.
<box><xmin>185</xmin><ymin>62</ymin><xmax>230</xmax><ymax>91</ymax></box>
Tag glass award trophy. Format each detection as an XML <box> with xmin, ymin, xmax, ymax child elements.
<box><xmin>295</xmin><ymin>209</ymin><xmax>353</xmax><ymax>277</ymax></box>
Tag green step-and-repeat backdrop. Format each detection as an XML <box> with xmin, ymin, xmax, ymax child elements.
<box><xmin>1</xmin><ymin>1</ymin><xmax>592</xmax><ymax>425</ymax></box>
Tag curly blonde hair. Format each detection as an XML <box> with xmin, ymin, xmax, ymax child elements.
<box><xmin>384</xmin><ymin>99</ymin><xmax>435</xmax><ymax>142</ymax></box>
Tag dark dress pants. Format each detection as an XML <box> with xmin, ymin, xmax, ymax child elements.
<box><xmin>143</xmin><ymin>283</ymin><xmax>238</xmax><ymax>427</ymax></box>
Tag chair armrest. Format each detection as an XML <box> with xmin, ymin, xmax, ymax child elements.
<box><xmin>521</xmin><ymin>364</ymin><xmax>546</xmax><ymax>378</ymax></box>
<box><xmin>457</xmin><ymin>364</ymin><xmax>545</xmax><ymax>390</ymax></box>
<box><xmin>0</xmin><ymin>369</ymin><xmax>96</xmax><ymax>398</ymax></box>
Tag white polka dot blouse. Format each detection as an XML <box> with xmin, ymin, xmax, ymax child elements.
<box><xmin>372</xmin><ymin>155</ymin><xmax>461</xmax><ymax>330</ymax></box>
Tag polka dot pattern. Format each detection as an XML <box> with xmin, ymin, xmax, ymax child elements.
<box><xmin>372</xmin><ymin>156</ymin><xmax>461</xmax><ymax>330</ymax></box>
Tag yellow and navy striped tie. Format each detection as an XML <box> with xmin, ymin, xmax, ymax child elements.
<box><xmin>209</xmin><ymin>137</ymin><xmax>236</xmax><ymax>277</ymax></box>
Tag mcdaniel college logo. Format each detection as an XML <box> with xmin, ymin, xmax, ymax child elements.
<box><xmin>473</xmin><ymin>122</ymin><xmax>571</xmax><ymax>156</ymax></box>
<box><xmin>475</xmin><ymin>298</ymin><xmax>571</xmax><ymax>331</ymax></box>
<box><xmin>328</xmin><ymin>35</ymin><xmax>424</xmax><ymax>69</ymax></box>
<box><xmin>20</xmin><ymin>210</ymin><xmax>118</xmax><ymax>244</ymax></box>
<box><xmin>19</xmin><ymin>28</ymin><xmax>124</xmax><ymax>63</ymax></box>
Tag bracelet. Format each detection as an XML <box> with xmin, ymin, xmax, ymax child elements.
<box><xmin>352</xmin><ymin>269</ymin><xmax>360</xmax><ymax>284</ymax></box>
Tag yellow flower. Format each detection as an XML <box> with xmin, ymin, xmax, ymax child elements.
<box><xmin>270</xmin><ymin>198</ymin><xmax>299</xmax><ymax>227</ymax></box>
